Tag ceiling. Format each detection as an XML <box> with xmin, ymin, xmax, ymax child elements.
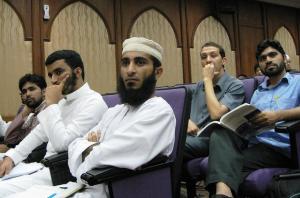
<box><xmin>255</xmin><ymin>0</ymin><xmax>300</xmax><ymax>8</ymax></box>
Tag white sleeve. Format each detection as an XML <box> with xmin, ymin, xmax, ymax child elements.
<box><xmin>5</xmin><ymin>124</ymin><xmax>48</xmax><ymax>165</ymax></box>
<box><xmin>0</xmin><ymin>115</ymin><xmax>9</xmax><ymax>136</ymax></box>
<box><xmin>68</xmin><ymin>122</ymin><xmax>103</xmax><ymax>176</ymax></box>
<box><xmin>37</xmin><ymin>97</ymin><xmax>107</xmax><ymax>153</ymax></box>
<box><xmin>74</xmin><ymin>103</ymin><xmax>176</xmax><ymax>182</ymax></box>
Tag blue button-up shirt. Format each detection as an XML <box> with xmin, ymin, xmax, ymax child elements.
<box><xmin>250</xmin><ymin>73</ymin><xmax>300</xmax><ymax>155</ymax></box>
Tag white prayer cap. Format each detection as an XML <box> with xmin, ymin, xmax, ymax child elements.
<box><xmin>122</xmin><ymin>37</ymin><xmax>163</xmax><ymax>63</ymax></box>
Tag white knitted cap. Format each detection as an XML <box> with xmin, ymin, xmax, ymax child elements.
<box><xmin>122</xmin><ymin>37</ymin><xmax>163</xmax><ymax>63</ymax></box>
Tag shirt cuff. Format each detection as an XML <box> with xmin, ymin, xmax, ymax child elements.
<box><xmin>5</xmin><ymin>148</ymin><xmax>24</xmax><ymax>165</ymax></box>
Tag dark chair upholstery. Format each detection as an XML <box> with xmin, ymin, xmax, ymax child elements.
<box><xmin>81</xmin><ymin>86</ymin><xmax>191</xmax><ymax>198</ymax></box>
<box><xmin>185</xmin><ymin>76</ymin><xmax>300</xmax><ymax>198</ymax></box>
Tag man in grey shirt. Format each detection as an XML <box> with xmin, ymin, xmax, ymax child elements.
<box><xmin>184</xmin><ymin>42</ymin><xmax>245</xmax><ymax>159</ymax></box>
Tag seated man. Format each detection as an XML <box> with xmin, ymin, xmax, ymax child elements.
<box><xmin>0</xmin><ymin>74</ymin><xmax>46</xmax><ymax>154</ymax></box>
<box><xmin>66</xmin><ymin>37</ymin><xmax>176</xmax><ymax>197</ymax></box>
<box><xmin>184</xmin><ymin>42</ymin><xmax>245</xmax><ymax>160</ymax></box>
<box><xmin>0</xmin><ymin>50</ymin><xmax>108</xmax><ymax>197</ymax></box>
<box><xmin>203</xmin><ymin>39</ymin><xmax>300</xmax><ymax>198</ymax></box>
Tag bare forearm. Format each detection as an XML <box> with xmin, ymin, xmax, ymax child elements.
<box><xmin>204</xmin><ymin>78</ymin><xmax>228</xmax><ymax>120</ymax></box>
<box><xmin>276</xmin><ymin>107</ymin><xmax>300</xmax><ymax>122</ymax></box>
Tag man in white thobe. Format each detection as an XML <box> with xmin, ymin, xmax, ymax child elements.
<box><xmin>68</xmin><ymin>37</ymin><xmax>176</xmax><ymax>198</ymax></box>
<box><xmin>0</xmin><ymin>50</ymin><xmax>108</xmax><ymax>197</ymax></box>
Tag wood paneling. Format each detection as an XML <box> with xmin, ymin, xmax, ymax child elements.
<box><xmin>42</xmin><ymin>0</ymin><xmax>115</xmax><ymax>43</ymax></box>
<box><xmin>239</xmin><ymin>27</ymin><xmax>264</xmax><ymax>75</ymax></box>
<box><xmin>238</xmin><ymin>0</ymin><xmax>265</xmax><ymax>76</ymax></box>
<box><xmin>4</xmin><ymin>0</ymin><xmax>32</xmax><ymax>40</ymax></box>
<box><xmin>266</xmin><ymin>4</ymin><xmax>299</xmax><ymax>51</ymax></box>
<box><xmin>0</xmin><ymin>0</ymin><xmax>32</xmax><ymax>116</ymax></box>
<box><xmin>130</xmin><ymin>10</ymin><xmax>184</xmax><ymax>86</ymax></box>
<box><xmin>1</xmin><ymin>0</ymin><xmax>300</xmax><ymax>118</ymax></box>
<box><xmin>120</xmin><ymin>0</ymin><xmax>182</xmax><ymax>46</ymax></box>
<box><xmin>44</xmin><ymin>2</ymin><xmax>116</xmax><ymax>94</ymax></box>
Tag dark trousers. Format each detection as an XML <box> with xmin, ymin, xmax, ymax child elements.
<box><xmin>184</xmin><ymin>127</ymin><xmax>292</xmax><ymax>195</ymax></box>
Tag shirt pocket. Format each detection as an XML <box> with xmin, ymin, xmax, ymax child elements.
<box><xmin>277</xmin><ymin>97</ymin><xmax>297</xmax><ymax>110</ymax></box>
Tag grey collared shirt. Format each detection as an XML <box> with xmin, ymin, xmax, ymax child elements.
<box><xmin>189</xmin><ymin>72</ymin><xmax>245</xmax><ymax>128</ymax></box>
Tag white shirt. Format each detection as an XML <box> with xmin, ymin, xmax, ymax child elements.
<box><xmin>68</xmin><ymin>97</ymin><xmax>176</xmax><ymax>183</ymax></box>
<box><xmin>0</xmin><ymin>116</ymin><xmax>9</xmax><ymax>137</ymax></box>
<box><xmin>6</xmin><ymin>83</ymin><xmax>108</xmax><ymax>165</ymax></box>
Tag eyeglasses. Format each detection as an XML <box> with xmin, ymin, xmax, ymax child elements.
<box><xmin>258</xmin><ymin>51</ymin><xmax>278</xmax><ymax>62</ymax></box>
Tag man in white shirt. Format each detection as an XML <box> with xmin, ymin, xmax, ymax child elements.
<box><xmin>0</xmin><ymin>50</ymin><xmax>108</xmax><ymax>197</ymax></box>
<box><xmin>68</xmin><ymin>37</ymin><xmax>176</xmax><ymax>198</ymax></box>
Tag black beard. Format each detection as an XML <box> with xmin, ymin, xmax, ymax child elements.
<box><xmin>117</xmin><ymin>72</ymin><xmax>157</xmax><ymax>107</ymax></box>
<box><xmin>62</xmin><ymin>72</ymin><xmax>77</xmax><ymax>95</ymax></box>
<box><xmin>262</xmin><ymin>61</ymin><xmax>286</xmax><ymax>77</ymax></box>
<box><xmin>25</xmin><ymin>98</ymin><xmax>43</xmax><ymax>109</ymax></box>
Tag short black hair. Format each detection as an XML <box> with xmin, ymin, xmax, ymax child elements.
<box><xmin>150</xmin><ymin>55</ymin><xmax>161</xmax><ymax>68</ymax></box>
<box><xmin>45</xmin><ymin>50</ymin><xmax>85</xmax><ymax>80</ymax></box>
<box><xmin>19</xmin><ymin>74</ymin><xmax>47</xmax><ymax>91</ymax></box>
<box><xmin>201</xmin><ymin>42</ymin><xmax>226</xmax><ymax>58</ymax></box>
<box><xmin>256</xmin><ymin>39</ymin><xmax>286</xmax><ymax>61</ymax></box>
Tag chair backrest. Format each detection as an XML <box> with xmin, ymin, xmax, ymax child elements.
<box><xmin>241</xmin><ymin>77</ymin><xmax>258</xmax><ymax>103</ymax></box>
<box><xmin>102</xmin><ymin>93</ymin><xmax>120</xmax><ymax>108</ymax></box>
<box><xmin>102</xmin><ymin>87</ymin><xmax>190</xmax><ymax>198</ymax></box>
<box><xmin>155</xmin><ymin>86</ymin><xmax>191</xmax><ymax>197</ymax></box>
<box><xmin>254</xmin><ymin>75</ymin><xmax>267</xmax><ymax>85</ymax></box>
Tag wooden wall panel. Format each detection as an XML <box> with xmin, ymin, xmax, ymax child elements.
<box><xmin>239</xmin><ymin>27</ymin><xmax>264</xmax><ymax>75</ymax></box>
<box><xmin>1</xmin><ymin>0</ymin><xmax>300</xmax><ymax>120</ymax></box>
<box><xmin>120</xmin><ymin>0</ymin><xmax>182</xmax><ymax>46</ymax></box>
<box><xmin>44</xmin><ymin>2</ymin><xmax>116</xmax><ymax>94</ymax></box>
<box><xmin>4</xmin><ymin>0</ymin><xmax>32</xmax><ymax>40</ymax></box>
<box><xmin>238</xmin><ymin>0</ymin><xmax>265</xmax><ymax>76</ymax></box>
<box><xmin>0</xmin><ymin>0</ymin><xmax>32</xmax><ymax>118</ymax></box>
<box><xmin>130</xmin><ymin>9</ymin><xmax>183</xmax><ymax>86</ymax></box>
<box><xmin>266</xmin><ymin>4</ymin><xmax>299</xmax><ymax>52</ymax></box>
<box><xmin>42</xmin><ymin>0</ymin><xmax>115</xmax><ymax>43</ymax></box>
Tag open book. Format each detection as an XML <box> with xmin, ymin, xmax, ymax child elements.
<box><xmin>197</xmin><ymin>103</ymin><xmax>273</xmax><ymax>139</ymax></box>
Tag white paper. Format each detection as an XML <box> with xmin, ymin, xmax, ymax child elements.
<box><xmin>0</xmin><ymin>162</ymin><xmax>43</xmax><ymax>181</ymax></box>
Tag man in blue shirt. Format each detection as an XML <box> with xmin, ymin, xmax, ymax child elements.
<box><xmin>206</xmin><ymin>39</ymin><xmax>300</xmax><ymax>198</ymax></box>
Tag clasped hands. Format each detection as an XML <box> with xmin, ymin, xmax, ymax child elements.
<box><xmin>82</xmin><ymin>131</ymin><xmax>101</xmax><ymax>161</ymax></box>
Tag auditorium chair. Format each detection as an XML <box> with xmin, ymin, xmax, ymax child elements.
<box><xmin>43</xmin><ymin>86</ymin><xmax>191</xmax><ymax>198</ymax></box>
<box><xmin>184</xmin><ymin>75</ymin><xmax>300</xmax><ymax>198</ymax></box>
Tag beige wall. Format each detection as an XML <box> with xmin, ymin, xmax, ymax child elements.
<box><xmin>0</xmin><ymin>0</ymin><xmax>32</xmax><ymax>117</ymax></box>
<box><xmin>130</xmin><ymin>9</ymin><xmax>183</xmax><ymax>86</ymax></box>
<box><xmin>274</xmin><ymin>26</ymin><xmax>300</xmax><ymax>70</ymax></box>
<box><xmin>44</xmin><ymin>2</ymin><xmax>116</xmax><ymax>95</ymax></box>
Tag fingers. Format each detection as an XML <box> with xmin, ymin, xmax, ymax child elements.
<box><xmin>187</xmin><ymin>120</ymin><xmax>199</xmax><ymax>134</ymax></box>
<box><xmin>87</xmin><ymin>131</ymin><xmax>100</xmax><ymax>142</ymax></box>
<box><xmin>59</xmin><ymin>74</ymin><xmax>69</xmax><ymax>88</ymax></box>
<box><xmin>0</xmin><ymin>158</ymin><xmax>12</xmax><ymax>177</ymax></box>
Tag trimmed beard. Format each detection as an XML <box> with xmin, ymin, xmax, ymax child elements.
<box><xmin>24</xmin><ymin>94</ymin><xmax>43</xmax><ymax>109</ymax></box>
<box><xmin>262</xmin><ymin>61</ymin><xmax>286</xmax><ymax>77</ymax></box>
<box><xmin>62</xmin><ymin>72</ymin><xmax>77</xmax><ymax>95</ymax></box>
<box><xmin>117</xmin><ymin>71</ymin><xmax>157</xmax><ymax>107</ymax></box>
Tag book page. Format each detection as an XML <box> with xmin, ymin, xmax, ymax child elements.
<box><xmin>197</xmin><ymin>121</ymin><xmax>221</xmax><ymax>137</ymax></box>
<box><xmin>220</xmin><ymin>103</ymin><xmax>261</xmax><ymax>134</ymax></box>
